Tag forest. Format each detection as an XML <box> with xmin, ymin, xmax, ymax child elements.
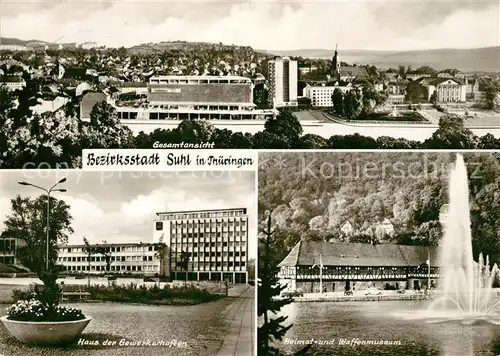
<box><xmin>258</xmin><ymin>152</ymin><xmax>500</xmax><ymax>264</ymax></box>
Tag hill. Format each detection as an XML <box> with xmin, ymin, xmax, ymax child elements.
<box><xmin>127</xmin><ymin>41</ymin><xmax>261</xmax><ymax>56</ymax></box>
<box><xmin>263</xmin><ymin>47</ymin><xmax>500</xmax><ymax>73</ymax></box>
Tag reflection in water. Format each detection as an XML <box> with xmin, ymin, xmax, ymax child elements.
<box><xmin>273</xmin><ymin>300</ymin><xmax>500</xmax><ymax>355</ymax></box>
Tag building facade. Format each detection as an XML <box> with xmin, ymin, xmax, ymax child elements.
<box><xmin>153</xmin><ymin>208</ymin><xmax>249</xmax><ymax>283</ymax></box>
<box><xmin>80</xmin><ymin>76</ymin><xmax>276</xmax><ymax>122</ymax></box>
<box><xmin>57</xmin><ymin>242</ymin><xmax>168</xmax><ymax>275</ymax></box>
<box><xmin>302</xmin><ymin>84</ymin><xmax>354</xmax><ymax>107</ymax></box>
<box><xmin>0</xmin><ymin>45</ymin><xmax>28</xmax><ymax>52</ymax></box>
<box><xmin>81</xmin><ymin>42</ymin><xmax>98</xmax><ymax>50</ymax></box>
<box><xmin>0</xmin><ymin>77</ymin><xmax>26</xmax><ymax>91</ymax></box>
<box><xmin>0</xmin><ymin>238</ymin><xmax>23</xmax><ymax>265</ymax></box>
<box><xmin>278</xmin><ymin>241</ymin><xmax>439</xmax><ymax>293</ymax></box>
<box><xmin>268</xmin><ymin>57</ymin><xmax>298</xmax><ymax>108</ymax></box>
<box><xmin>426</xmin><ymin>78</ymin><xmax>467</xmax><ymax>103</ymax></box>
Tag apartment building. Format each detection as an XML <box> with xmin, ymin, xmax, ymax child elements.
<box><xmin>268</xmin><ymin>57</ymin><xmax>298</xmax><ymax>108</ymax></box>
<box><xmin>153</xmin><ymin>208</ymin><xmax>249</xmax><ymax>283</ymax></box>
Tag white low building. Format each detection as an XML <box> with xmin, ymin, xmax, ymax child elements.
<box><xmin>303</xmin><ymin>83</ymin><xmax>355</xmax><ymax>107</ymax></box>
<box><xmin>0</xmin><ymin>77</ymin><xmax>26</xmax><ymax>91</ymax></box>
<box><xmin>426</xmin><ymin>78</ymin><xmax>467</xmax><ymax>103</ymax></box>
<box><xmin>57</xmin><ymin>242</ymin><xmax>168</xmax><ymax>276</ymax></box>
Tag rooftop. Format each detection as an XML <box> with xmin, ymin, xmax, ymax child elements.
<box><xmin>278</xmin><ymin>241</ymin><xmax>439</xmax><ymax>268</ymax></box>
<box><xmin>156</xmin><ymin>208</ymin><xmax>248</xmax><ymax>216</ymax></box>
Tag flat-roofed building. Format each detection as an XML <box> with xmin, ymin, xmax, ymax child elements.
<box><xmin>153</xmin><ymin>208</ymin><xmax>249</xmax><ymax>283</ymax></box>
<box><xmin>303</xmin><ymin>84</ymin><xmax>355</xmax><ymax>107</ymax></box>
<box><xmin>57</xmin><ymin>242</ymin><xmax>169</xmax><ymax>276</ymax></box>
<box><xmin>268</xmin><ymin>57</ymin><xmax>298</xmax><ymax>108</ymax></box>
<box><xmin>103</xmin><ymin>76</ymin><xmax>275</xmax><ymax>124</ymax></box>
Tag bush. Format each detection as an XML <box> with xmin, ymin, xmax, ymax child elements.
<box><xmin>86</xmin><ymin>283</ymin><xmax>222</xmax><ymax>304</ymax></box>
<box><xmin>6</xmin><ymin>299</ymin><xmax>85</xmax><ymax>322</ymax></box>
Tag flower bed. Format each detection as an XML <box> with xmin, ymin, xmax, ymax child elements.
<box><xmin>6</xmin><ymin>299</ymin><xmax>86</xmax><ymax>322</ymax></box>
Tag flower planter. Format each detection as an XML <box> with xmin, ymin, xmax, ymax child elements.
<box><xmin>0</xmin><ymin>315</ymin><xmax>91</xmax><ymax>345</ymax></box>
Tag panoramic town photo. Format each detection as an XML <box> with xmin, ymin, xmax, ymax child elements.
<box><xmin>1</xmin><ymin>1</ymin><xmax>500</xmax><ymax>167</ymax></box>
<box><xmin>257</xmin><ymin>151</ymin><xmax>500</xmax><ymax>356</ymax></box>
<box><xmin>0</xmin><ymin>170</ymin><xmax>256</xmax><ymax>356</ymax></box>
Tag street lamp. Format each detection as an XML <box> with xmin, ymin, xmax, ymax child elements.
<box><xmin>18</xmin><ymin>178</ymin><xmax>67</xmax><ymax>270</ymax></box>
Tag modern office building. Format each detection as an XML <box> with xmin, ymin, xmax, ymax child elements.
<box><xmin>57</xmin><ymin>242</ymin><xmax>168</xmax><ymax>275</ymax></box>
<box><xmin>80</xmin><ymin>76</ymin><xmax>276</xmax><ymax>126</ymax></box>
<box><xmin>153</xmin><ymin>208</ymin><xmax>249</xmax><ymax>283</ymax></box>
<box><xmin>278</xmin><ymin>241</ymin><xmax>439</xmax><ymax>293</ymax></box>
<box><xmin>0</xmin><ymin>45</ymin><xmax>28</xmax><ymax>52</ymax></box>
<box><xmin>268</xmin><ymin>57</ymin><xmax>298</xmax><ymax>108</ymax></box>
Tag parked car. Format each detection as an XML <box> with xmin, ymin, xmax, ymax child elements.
<box><xmin>365</xmin><ymin>288</ymin><xmax>382</xmax><ymax>296</ymax></box>
<box><xmin>397</xmin><ymin>289</ymin><xmax>406</xmax><ymax>294</ymax></box>
<box><xmin>282</xmin><ymin>290</ymin><xmax>304</xmax><ymax>298</ymax></box>
<box><xmin>344</xmin><ymin>290</ymin><xmax>354</xmax><ymax>296</ymax></box>
<box><xmin>248</xmin><ymin>280</ymin><xmax>255</xmax><ymax>286</ymax></box>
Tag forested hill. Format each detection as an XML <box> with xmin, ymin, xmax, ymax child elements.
<box><xmin>258</xmin><ymin>152</ymin><xmax>500</xmax><ymax>263</ymax></box>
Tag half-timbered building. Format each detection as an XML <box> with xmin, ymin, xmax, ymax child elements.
<box><xmin>277</xmin><ymin>241</ymin><xmax>439</xmax><ymax>293</ymax></box>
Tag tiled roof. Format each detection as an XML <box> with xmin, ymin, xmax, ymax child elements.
<box><xmin>278</xmin><ymin>241</ymin><xmax>439</xmax><ymax>267</ymax></box>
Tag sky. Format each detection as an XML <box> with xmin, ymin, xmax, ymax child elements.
<box><xmin>0</xmin><ymin>170</ymin><xmax>257</xmax><ymax>258</ymax></box>
<box><xmin>1</xmin><ymin>0</ymin><xmax>498</xmax><ymax>51</ymax></box>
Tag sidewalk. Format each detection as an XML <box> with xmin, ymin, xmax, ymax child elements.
<box><xmin>216</xmin><ymin>285</ymin><xmax>254</xmax><ymax>356</ymax></box>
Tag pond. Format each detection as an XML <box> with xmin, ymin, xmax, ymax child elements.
<box><xmin>271</xmin><ymin>300</ymin><xmax>500</xmax><ymax>356</ymax></box>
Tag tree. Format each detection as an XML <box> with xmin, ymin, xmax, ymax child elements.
<box><xmin>82</xmin><ymin>237</ymin><xmax>100</xmax><ymax>287</ymax></box>
<box><xmin>264</xmin><ymin>111</ymin><xmax>303</xmax><ymax>144</ymax></box>
<box><xmin>332</xmin><ymin>88</ymin><xmax>344</xmax><ymax>116</ymax></box>
<box><xmin>82</xmin><ymin>101</ymin><xmax>135</xmax><ymax>149</ymax></box>
<box><xmin>295</xmin><ymin>134</ymin><xmax>327</xmax><ymax>149</ymax></box>
<box><xmin>344</xmin><ymin>90</ymin><xmax>355</xmax><ymax>119</ymax></box>
<box><xmin>430</xmin><ymin>91</ymin><xmax>437</xmax><ymax>105</ymax></box>
<box><xmin>483</xmin><ymin>84</ymin><xmax>500</xmax><ymax>110</ymax></box>
<box><xmin>424</xmin><ymin>116</ymin><xmax>478</xmax><ymax>149</ymax></box>
<box><xmin>1</xmin><ymin>195</ymin><xmax>73</xmax><ymax>305</ymax></box>
<box><xmin>173</xmin><ymin>119</ymin><xmax>215</xmax><ymax>143</ymax></box>
<box><xmin>253</xmin><ymin>131</ymin><xmax>292</xmax><ymax>149</ymax></box>
<box><xmin>258</xmin><ymin>211</ymin><xmax>293</xmax><ymax>356</ymax></box>
<box><xmin>477</xmin><ymin>133</ymin><xmax>500</xmax><ymax>149</ymax></box>
<box><xmin>154</xmin><ymin>234</ymin><xmax>167</xmax><ymax>277</ymax></box>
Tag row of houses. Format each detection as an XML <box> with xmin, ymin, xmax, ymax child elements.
<box><xmin>0</xmin><ymin>42</ymin><xmax>99</xmax><ymax>52</ymax></box>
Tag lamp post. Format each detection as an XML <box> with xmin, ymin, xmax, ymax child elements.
<box><xmin>18</xmin><ymin>178</ymin><xmax>67</xmax><ymax>270</ymax></box>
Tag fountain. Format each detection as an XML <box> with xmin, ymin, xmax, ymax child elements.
<box><xmin>388</xmin><ymin>106</ymin><xmax>400</xmax><ymax>117</ymax></box>
<box><xmin>400</xmin><ymin>154</ymin><xmax>500</xmax><ymax>325</ymax></box>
